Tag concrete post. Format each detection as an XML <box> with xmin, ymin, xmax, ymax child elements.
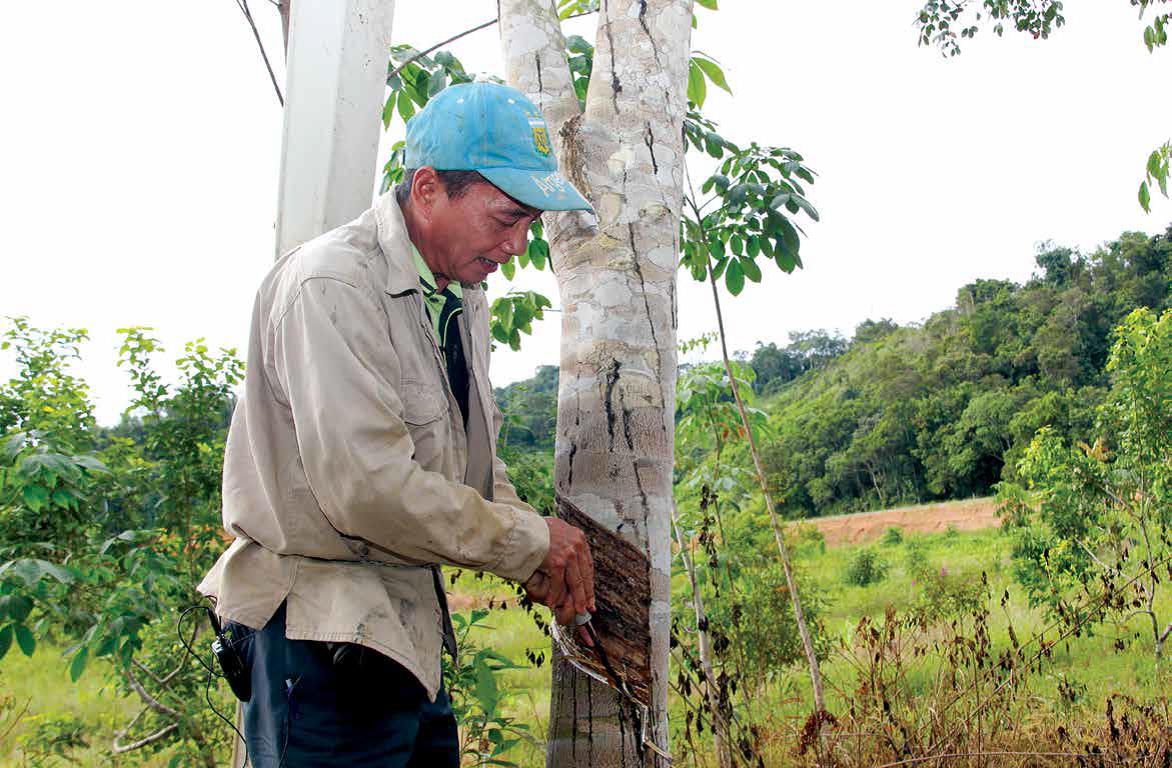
<box><xmin>274</xmin><ymin>0</ymin><xmax>396</xmax><ymax>257</ymax></box>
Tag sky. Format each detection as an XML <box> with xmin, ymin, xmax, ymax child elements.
<box><xmin>1</xmin><ymin>1</ymin><xmax>1169</xmax><ymax>426</ymax></box>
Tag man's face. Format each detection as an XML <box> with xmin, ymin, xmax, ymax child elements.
<box><xmin>419</xmin><ymin>173</ymin><xmax>543</xmax><ymax>285</ymax></box>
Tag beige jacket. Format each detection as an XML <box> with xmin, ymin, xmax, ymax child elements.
<box><xmin>197</xmin><ymin>193</ymin><xmax>550</xmax><ymax>700</ymax></box>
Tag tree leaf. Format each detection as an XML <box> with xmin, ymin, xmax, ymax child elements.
<box><xmin>792</xmin><ymin>194</ymin><xmax>820</xmax><ymax>222</ymax></box>
<box><xmin>501</xmin><ymin>259</ymin><xmax>515</xmax><ymax>281</ymax></box>
<box><xmin>6</xmin><ymin>595</ymin><xmax>33</xmax><ymax>623</ymax></box>
<box><xmin>1139</xmin><ymin>181</ymin><xmax>1151</xmax><ymax>213</ymax></box>
<box><xmin>528</xmin><ymin>239</ymin><xmax>549</xmax><ymax>270</ymax></box>
<box><xmin>725</xmin><ymin>259</ymin><xmax>745</xmax><ymax>295</ymax></box>
<box><xmin>69</xmin><ymin>646</ymin><xmax>88</xmax><ymax>682</ymax></box>
<box><xmin>692</xmin><ymin>56</ymin><xmax>731</xmax><ymax>94</ymax></box>
<box><xmin>777</xmin><ymin>215</ymin><xmax>801</xmax><ymax>256</ymax></box>
<box><xmin>21</xmin><ymin>485</ymin><xmax>49</xmax><ymax>513</ymax></box>
<box><xmin>396</xmin><ymin>90</ymin><xmax>416</xmax><ymax>122</ymax></box>
<box><xmin>686</xmin><ymin>60</ymin><xmax>707</xmax><ymax>107</ymax></box>
<box><xmin>707</xmin><ymin>238</ymin><xmax>725</xmax><ymax>260</ymax></box>
<box><xmin>741</xmin><ymin>257</ymin><xmax>762</xmax><ymax>283</ymax></box>
<box><xmin>0</xmin><ymin>625</ymin><xmax>11</xmax><ymax>660</ymax></box>
<box><xmin>775</xmin><ymin>245</ymin><xmax>797</xmax><ymax>273</ymax></box>
<box><xmin>14</xmin><ymin>624</ymin><xmax>35</xmax><ymax>657</ymax></box>
<box><xmin>695</xmin><ymin>0</ymin><xmax>718</xmax><ymax>8</ymax></box>
<box><xmin>0</xmin><ymin>559</ymin><xmax>75</xmax><ymax>587</ymax></box>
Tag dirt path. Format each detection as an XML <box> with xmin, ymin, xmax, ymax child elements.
<box><xmin>796</xmin><ymin>497</ymin><xmax>999</xmax><ymax>547</ymax></box>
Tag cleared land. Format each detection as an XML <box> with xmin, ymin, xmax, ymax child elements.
<box><xmin>798</xmin><ymin>497</ymin><xmax>998</xmax><ymax>546</ymax></box>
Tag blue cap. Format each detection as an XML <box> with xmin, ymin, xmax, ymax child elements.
<box><xmin>404</xmin><ymin>81</ymin><xmax>592</xmax><ymax>212</ymax></box>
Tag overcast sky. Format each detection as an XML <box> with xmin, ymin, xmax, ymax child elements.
<box><xmin>2</xmin><ymin>1</ymin><xmax>1169</xmax><ymax>426</ymax></box>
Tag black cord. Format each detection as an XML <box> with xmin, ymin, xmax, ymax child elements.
<box><xmin>178</xmin><ymin>601</ymin><xmax>250</xmax><ymax>767</ymax></box>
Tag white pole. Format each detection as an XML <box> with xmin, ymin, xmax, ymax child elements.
<box><xmin>274</xmin><ymin>0</ymin><xmax>397</xmax><ymax>257</ymax></box>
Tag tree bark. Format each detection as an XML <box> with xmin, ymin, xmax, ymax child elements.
<box><xmin>500</xmin><ymin>1</ymin><xmax>693</xmax><ymax>764</ymax></box>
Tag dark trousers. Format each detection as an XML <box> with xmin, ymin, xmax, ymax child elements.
<box><xmin>227</xmin><ymin>603</ymin><xmax>459</xmax><ymax>768</ymax></box>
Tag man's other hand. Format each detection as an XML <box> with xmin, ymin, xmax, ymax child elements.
<box><xmin>524</xmin><ymin>518</ymin><xmax>595</xmax><ymax>626</ymax></box>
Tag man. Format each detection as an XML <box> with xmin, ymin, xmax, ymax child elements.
<box><xmin>198</xmin><ymin>81</ymin><xmax>597</xmax><ymax>767</ymax></box>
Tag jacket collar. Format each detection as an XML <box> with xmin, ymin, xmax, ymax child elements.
<box><xmin>375</xmin><ymin>193</ymin><xmax>423</xmax><ymax>296</ymax></box>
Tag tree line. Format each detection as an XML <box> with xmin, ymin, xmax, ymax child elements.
<box><xmin>498</xmin><ymin>226</ymin><xmax>1170</xmax><ymax>518</ymax></box>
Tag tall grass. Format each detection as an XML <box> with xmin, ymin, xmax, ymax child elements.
<box><xmin>3</xmin><ymin>527</ymin><xmax>1168</xmax><ymax>766</ymax></box>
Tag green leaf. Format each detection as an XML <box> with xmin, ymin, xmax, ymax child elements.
<box><xmin>725</xmin><ymin>259</ymin><xmax>745</xmax><ymax>295</ymax></box>
<box><xmin>707</xmin><ymin>238</ymin><xmax>725</xmax><ymax>260</ymax></box>
<box><xmin>792</xmin><ymin>194</ymin><xmax>820</xmax><ymax>222</ymax></box>
<box><xmin>2</xmin><ymin>432</ymin><xmax>25</xmax><ymax>459</ymax></box>
<box><xmin>501</xmin><ymin>259</ymin><xmax>515</xmax><ymax>281</ymax></box>
<box><xmin>0</xmin><ymin>625</ymin><xmax>11</xmax><ymax>659</ymax></box>
<box><xmin>382</xmin><ymin>93</ymin><xmax>396</xmax><ymax>129</ymax></box>
<box><xmin>69</xmin><ymin>646</ymin><xmax>88</xmax><ymax>681</ymax></box>
<box><xmin>695</xmin><ymin>0</ymin><xmax>717</xmax><ymax>9</ymax></box>
<box><xmin>6</xmin><ymin>595</ymin><xmax>33</xmax><ymax>623</ymax></box>
<box><xmin>740</xmin><ymin>257</ymin><xmax>762</xmax><ymax>283</ymax></box>
<box><xmin>0</xmin><ymin>559</ymin><xmax>74</xmax><ymax>587</ymax></box>
<box><xmin>711</xmin><ymin>255</ymin><xmax>729</xmax><ymax>280</ymax></box>
<box><xmin>95</xmin><ymin>632</ymin><xmax>118</xmax><ymax>658</ymax></box>
<box><xmin>686</xmin><ymin>60</ymin><xmax>707</xmax><ymax>107</ymax></box>
<box><xmin>428</xmin><ymin>70</ymin><xmax>447</xmax><ymax>97</ymax></box>
<box><xmin>396</xmin><ymin>90</ymin><xmax>415</xmax><ymax>122</ymax></box>
<box><xmin>775</xmin><ymin>245</ymin><xmax>796</xmax><ymax>273</ymax></box>
<box><xmin>21</xmin><ymin>484</ymin><xmax>49</xmax><ymax>513</ymax></box>
<box><xmin>74</xmin><ymin>455</ymin><xmax>108</xmax><ymax>473</ymax></box>
<box><xmin>528</xmin><ymin>239</ymin><xmax>549</xmax><ymax>270</ymax></box>
<box><xmin>777</xmin><ymin>215</ymin><xmax>800</xmax><ymax>256</ymax></box>
<box><xmin>14</xmin><ymin>624</ymin><xmax>34</xmax><ymax>657</ymax></box>
<box><xmin>746</xmin><ymin>235</ymin><xmax>760</xmax><ymax>258</ymax></box>
<box><xmin>1148</xmin><ymin>150</ymin><xmax>1162</xmax><ymax>178</ymax></box>
<box><xmin>1139</xmin><ymin>181</ymin><xmax>1151</xmax><ymax>213</ymax></box>
<box><xmin>692</xmin><ymin>56</ymin><xmax>731</xmax><ymax>94</ymax></box>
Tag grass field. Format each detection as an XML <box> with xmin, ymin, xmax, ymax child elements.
<box><xmin>3</xmin><ymin>521</ymin><xmax>1168</xmax><ymax>766</ymax></box>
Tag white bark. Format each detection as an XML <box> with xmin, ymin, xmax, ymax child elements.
<box><xmin>274</xmin><ymin>0</ymin><xmax>396</xmax><ymax>256</ymax></box>
<box><xmin>501</xmin><ymin>1</ymin><xmax>692</xmax><ymax>765</ymax></box>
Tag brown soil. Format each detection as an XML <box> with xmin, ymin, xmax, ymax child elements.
<box><xmin>796</xmin><ymin>497</ymin><xmax>1000</xmax><ymax>547</ymax></box>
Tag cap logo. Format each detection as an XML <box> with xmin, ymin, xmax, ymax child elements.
<box><xmin>528</xmin><ymin>118</ymin><xmax>551</xmax><ymax>157</ymax></box>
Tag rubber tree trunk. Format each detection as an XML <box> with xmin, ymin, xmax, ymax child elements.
<box><xmin>500</xmin><ymin>1</ymin><xmax>693</xmax><ymax>765</ymax></box>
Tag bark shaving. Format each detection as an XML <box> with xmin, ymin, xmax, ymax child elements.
<box><xmin>554</xmin><ymin>496</ymin><xmax>652</xmax><ymax>707</ymax></box>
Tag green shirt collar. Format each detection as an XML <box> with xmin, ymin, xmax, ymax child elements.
<box><xmin>411</xmin><ymin>245</ymin><xmax>462</xmax><ymax>300</ymax></box>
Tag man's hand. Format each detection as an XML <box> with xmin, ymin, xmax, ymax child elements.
<box><xmin>524</xmin><ymin>518</ymin><xmax>595</xmax><ymax>627</ymax></box>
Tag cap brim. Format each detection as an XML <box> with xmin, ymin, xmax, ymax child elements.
<box><xmin>478</xmin><ymin>167</ymin><xmax>593</xmax><ymax>212</ymax></box>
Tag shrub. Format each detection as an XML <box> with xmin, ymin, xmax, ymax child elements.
<box><xmin>904</xmin><ymin>538</ymin><xmax>930</xmax><ymax>579</ymax></box>
<box><xmin>844</xmin><ymin>548</ymin><xmax>889</xmax><ymax>587</ymax></box>
<box><xmin>881</xmin><ymin>526</ymin><xmax>903</xmax><ymax>546</ymax></box>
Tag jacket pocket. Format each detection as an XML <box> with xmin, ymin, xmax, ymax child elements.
<box><xmin>399</xmin><ymin>381</ymin><xmax>449</xmax><ymax>470</ymax></box>
<box><xmin>400</xmin><ymin>381</ymin><xmax>447</xmax><ymax>425</ymax></box>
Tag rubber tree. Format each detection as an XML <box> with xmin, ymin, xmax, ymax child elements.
<box><xmin>499</xmin><ymin>0</ymin><xmax>692</xmax><ymax>764</ymax></box>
